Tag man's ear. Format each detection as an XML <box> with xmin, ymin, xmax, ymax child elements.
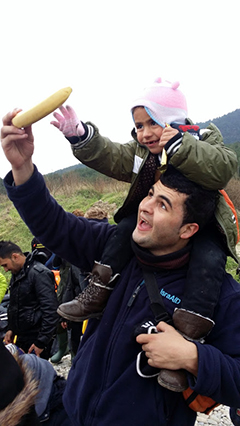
<box><xmin>180</xmin><ymin>223</ymin><xmax>199</xmax><ymax>240</ymax></box>
<box><xmin>11</xmin><ymin>253</ymin><xmax>20</xmax><ymax>262</ymax></box>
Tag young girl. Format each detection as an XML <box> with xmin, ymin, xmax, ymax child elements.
<box><xmin>51</xmin><ymin>78</ymin><xmax>238</xmax><ymax>354</ymax></box>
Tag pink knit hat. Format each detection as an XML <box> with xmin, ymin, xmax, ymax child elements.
<box><xmin>130</xmin><ymin>78</ymin><xmax>188</xmax><ymax>128</ymax></box>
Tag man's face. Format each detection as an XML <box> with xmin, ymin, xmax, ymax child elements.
<box><xmin>0</xmin><ymin>254</ymin><xmax>22</xmax><ymax>274</ymax></box>
<box><xmin>133</xmin><ymin>107</ymin><xmax>164</xmax><ymax>154</ymax></box>
<box><xmin>132</xmin><ymin>179</ymin><xmax>195</xmax><ymax>256</ymax></box>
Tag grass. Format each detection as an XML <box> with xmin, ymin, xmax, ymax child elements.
<box><xmin>226</xmin><ymin>256</ymin><xmax>240</xmax><ymax>281</ymax></box>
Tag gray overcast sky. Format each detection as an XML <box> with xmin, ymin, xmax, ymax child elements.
<box><xmin>0</xmin><ymin>0</ymin><xmax>239</xmax><ymax>178</ymax></box>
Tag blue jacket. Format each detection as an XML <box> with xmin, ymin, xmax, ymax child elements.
<box><xmin>4</xmin><ymin>167</ymin><xmax>240</xmax><ymax>426</ymax></box>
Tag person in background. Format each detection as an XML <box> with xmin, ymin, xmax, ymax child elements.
<box><xmin>50</xmin><ymin>255</ymin><xmax>71</xmax><ymax>363</ymax></box>
<box><xmin>50</xmin><ymin>208</ymin><xmax>85</xmax><ymax>363</ymax></box>
<box><xmin>51</xmin><ymin>205</ymin><xmax>110</xmax><ymax>362</ymax></box>
<box><xmin>0</xmin><ymin>240</ymin><xmax>59</xmax><ymax>359</ymax></box>
<box><xmin>31</xmin><ymin>237</ymin><xmax>55</xmax><ymax>269</ymax></box>
<box><xmin>0</xmin><ymin>339</ymin><xmax>39</xmax><ymax>425</ymax></box>
<box><xmin>2</xmin><ymin>340</ymin><xmax>72</xmax><ymax>425</ymax></box>
<box><xmin>0</xmin><ymin>272</ymin><xmax>8</xmax><ymax>303</ymax></box>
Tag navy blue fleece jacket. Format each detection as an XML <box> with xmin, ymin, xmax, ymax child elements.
<box><xmin>4</xmin><ymin>166</ymin><xmax>240</xmax><ymax>426</ymax></box>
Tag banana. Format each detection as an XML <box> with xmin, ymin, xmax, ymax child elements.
<box><xmin>12</xmin><ymin>87</ymin><xmax>72</xmax><ymax>128</ymax></box>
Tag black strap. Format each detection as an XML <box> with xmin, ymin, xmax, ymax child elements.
<box><xmin>142</xmin><ymin>270</ymin><xmax>172</xmax><ymax>325</ymax></box>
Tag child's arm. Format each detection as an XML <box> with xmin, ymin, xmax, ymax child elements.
<box><xmin>51</xmin><ymin>106</ymin><xmax>139</xmax><ymax>183</ymax></box>
<box><xmin>51</xmin><ymin>107</ymin><xmax>237</xmax><ymax>191</ymax></box>
<box><xmin>76</xmin><ymin>121</ymin><xmax>237</xmax><ymax>190</ymax></box>
<box><xmin>167</xmin><ymin>123</ymin><xmax>238</xmax><ymax>190</ymax></box>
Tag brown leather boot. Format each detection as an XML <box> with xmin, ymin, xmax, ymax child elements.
<box><xmin>57</xmin><ymin>261</ymin><xmax>119</xmax><ymax>322</ymax></box>
<box><xmin>157</xmin><ymin>308</ymin><xmax>214</xmax><ymax>392</ymax></box>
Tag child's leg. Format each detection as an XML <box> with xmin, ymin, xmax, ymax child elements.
<box><xmin>57</xmin><ymin>214</ymin><xmax>137</xmax><ymax>322</ymax></box>
<box><xmin>171</xmin><ymin>224</ymin><xmax>227</xmax><ymax>344</ymax></box>
<box><xmin>180</xmin><ymin>225</ymin><xmax>227</xmax><ymax>319</ymax></box>
<box><xmin>158</xmin><ymin>225</ymin><xmax>227</xmax><ymax>392</ymax></box>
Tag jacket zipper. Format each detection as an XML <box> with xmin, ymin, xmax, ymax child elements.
<box><xmin>127</xmin><ymin>280</ymin><xmax>145</xmax><ymax>307</ymax></box>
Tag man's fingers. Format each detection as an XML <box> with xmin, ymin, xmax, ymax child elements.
<box><xmin>136</xmin><ymin>333</ymin><xmax>155</xmax><ymax>345</ymax></box>
<box><xmin>156</xmin><ymin>321</ymin><xmax>173</xmax><ymax>333</ymax></box>
<box><xmin>2</xmin><ymin>109</ymin><xmax>22</xmax><ymax>125</ymax></box>
<box><xmin>1</xmin><ymin>125</ymin><xmax>26</xmax><ymax>141</ymax></box>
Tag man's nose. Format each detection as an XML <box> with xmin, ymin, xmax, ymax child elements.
<box><xmin>141</xmin><ymin>197</ymin><xmax>154</xmax><ymax>212</ymax></box>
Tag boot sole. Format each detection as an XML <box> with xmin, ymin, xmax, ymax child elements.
<box><xmin>57</xmin><ymin>307</ymin><xmax>103</xmax><ymax>322</ymax></box>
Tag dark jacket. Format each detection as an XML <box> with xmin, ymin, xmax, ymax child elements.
<box><xmin>8</xmin><ymin>251</ymin><xmax>59</xmax><ymax>349</ymax></box>
<box><xmin>62</xmin><ymin>265</ymin><xmax>82</xmax><ymax>304</ymax></box>
<box><xmin>4</xmin><ymin>168</ymin><xmax>240</xmax><ymax>426</ymax></box>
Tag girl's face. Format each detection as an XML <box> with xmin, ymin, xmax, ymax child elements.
<box><xmin>133</xmin><ymin>107</ymin><xmax>164</xmax><ymax>154</ymax></box>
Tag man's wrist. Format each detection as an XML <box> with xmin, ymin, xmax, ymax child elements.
<box><xmin>12</xmin><ymin>162</ymin><xmax>34</xmax><ymax>186</ymax></box>
<box><xmin>184</xmin><ymin>341</ymin><xmax>198</xmax><ymax>376</ymax></box>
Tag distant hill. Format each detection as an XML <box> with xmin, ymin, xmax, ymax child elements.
<box><xmin>197</xmin><ymin>109</ymin><xmax>240</xmax><ymax>145</ymax></box>
<box><xmin>45</xmin><ymin>163</ymin><xmax>87</xmax><ymax>177</ymax></box>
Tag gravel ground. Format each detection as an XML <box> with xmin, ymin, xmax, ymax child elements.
<box><xmin>51</xmin><ymin>354</ymin><xmax>234</xmax><ymax>425</ymax></box>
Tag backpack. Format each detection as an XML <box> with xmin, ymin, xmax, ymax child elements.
<box><xmin>220</xmin><ymin>189</ymin><xmax>239</xmax><ymax>243</ymax></box>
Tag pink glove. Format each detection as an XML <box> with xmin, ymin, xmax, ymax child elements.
<box><xmin>51</xmin><ymin>105</ymin><xmax>85</xmax><ymax>138</ymax></box>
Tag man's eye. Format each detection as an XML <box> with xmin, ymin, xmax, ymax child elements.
<box><xmin>160</xmin><ymin>202</ymin><xmax>166</xmax><ymax>210</ymax></box>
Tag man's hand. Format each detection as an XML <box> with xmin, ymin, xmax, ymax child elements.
<box><xmin>28</xmin><ymin>343</ymin><xmax>43</xmax><ymax>357</ymax></box>
<box><xmin>51</xmin><ymin>105</ymin><xmax>85</xmax><ymax>138</ymax></box>
<box><xmin>1</xmin><ymin>110</ymin><xmax>34</xmax><ymax>185</ymax></box>
<box><xmin>136</xmin><ymin>321</ymin><xmax>198</xmax><ymax>376</ymax></box>
<box><xmin>4</xmin><ymin>330</ymin><xmax>14</xmax><ymax>344</ymax></box>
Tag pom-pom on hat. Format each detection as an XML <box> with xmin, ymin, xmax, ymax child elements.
<box><xmin>130</xmin><ymin>78</ymin><xmax>188</xmax><ymax>128</ymax></box>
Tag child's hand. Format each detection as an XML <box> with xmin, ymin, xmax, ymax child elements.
<box><xmin>51</xmin><ymin>105</ymin><xmax>85</xmax><ymax>138</ymax></box>
<box><xmin>159</xmin><ymin>126</ymin><xmax>179</xmax><ymax>148</ymax></box>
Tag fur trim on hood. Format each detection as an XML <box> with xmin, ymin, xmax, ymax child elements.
<box><xmin>0</xmin><ymin>356</ymin><xmax>39</xmax><ymax>426</ymax></box>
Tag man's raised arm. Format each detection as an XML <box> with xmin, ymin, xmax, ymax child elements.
<box><xmin>1</xmin><ymin>110</ymin><xmax>34</xmax><ymax>185</ymax></box>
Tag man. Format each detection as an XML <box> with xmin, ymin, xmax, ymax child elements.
<box><xmin>0</xmin><ymin>240</ymin><xmax>59</xmax><ymax>359</ymax></box>
<box><xmin>1</xmin><ymin>110</ymin><xmax>240</xmax><ymax>425</ymax></box>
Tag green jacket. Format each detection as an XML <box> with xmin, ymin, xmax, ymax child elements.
<box><xmin>0</xmin><ymin>273</ymin><xmax>8</xmax><ymax>304</ymax></box>
<box><xmin>72</xmin><ymin>122</ymin><xmax>239</xmax><ymax>261</ymax></box>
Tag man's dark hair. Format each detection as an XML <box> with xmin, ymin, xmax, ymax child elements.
<box><xmin>160</xmin><ymin>166</ymin><xmax>219</xmax><ymax>230</ymax></box>
<box><xmin>0</xmin><ymin>241</ymin><xmax>23</xmax><ymax>259</ymax></box>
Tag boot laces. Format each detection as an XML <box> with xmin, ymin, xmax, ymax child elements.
<box><xmin>76</xmin><ymin>273</ymin><xmax>110</xmax><ymax>302</ymax></box>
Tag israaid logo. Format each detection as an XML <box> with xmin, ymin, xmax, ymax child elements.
<box><xmin>160</xmin><ymin>289</ymin><xmax>181</xmax><ymax>305</ymax></box>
